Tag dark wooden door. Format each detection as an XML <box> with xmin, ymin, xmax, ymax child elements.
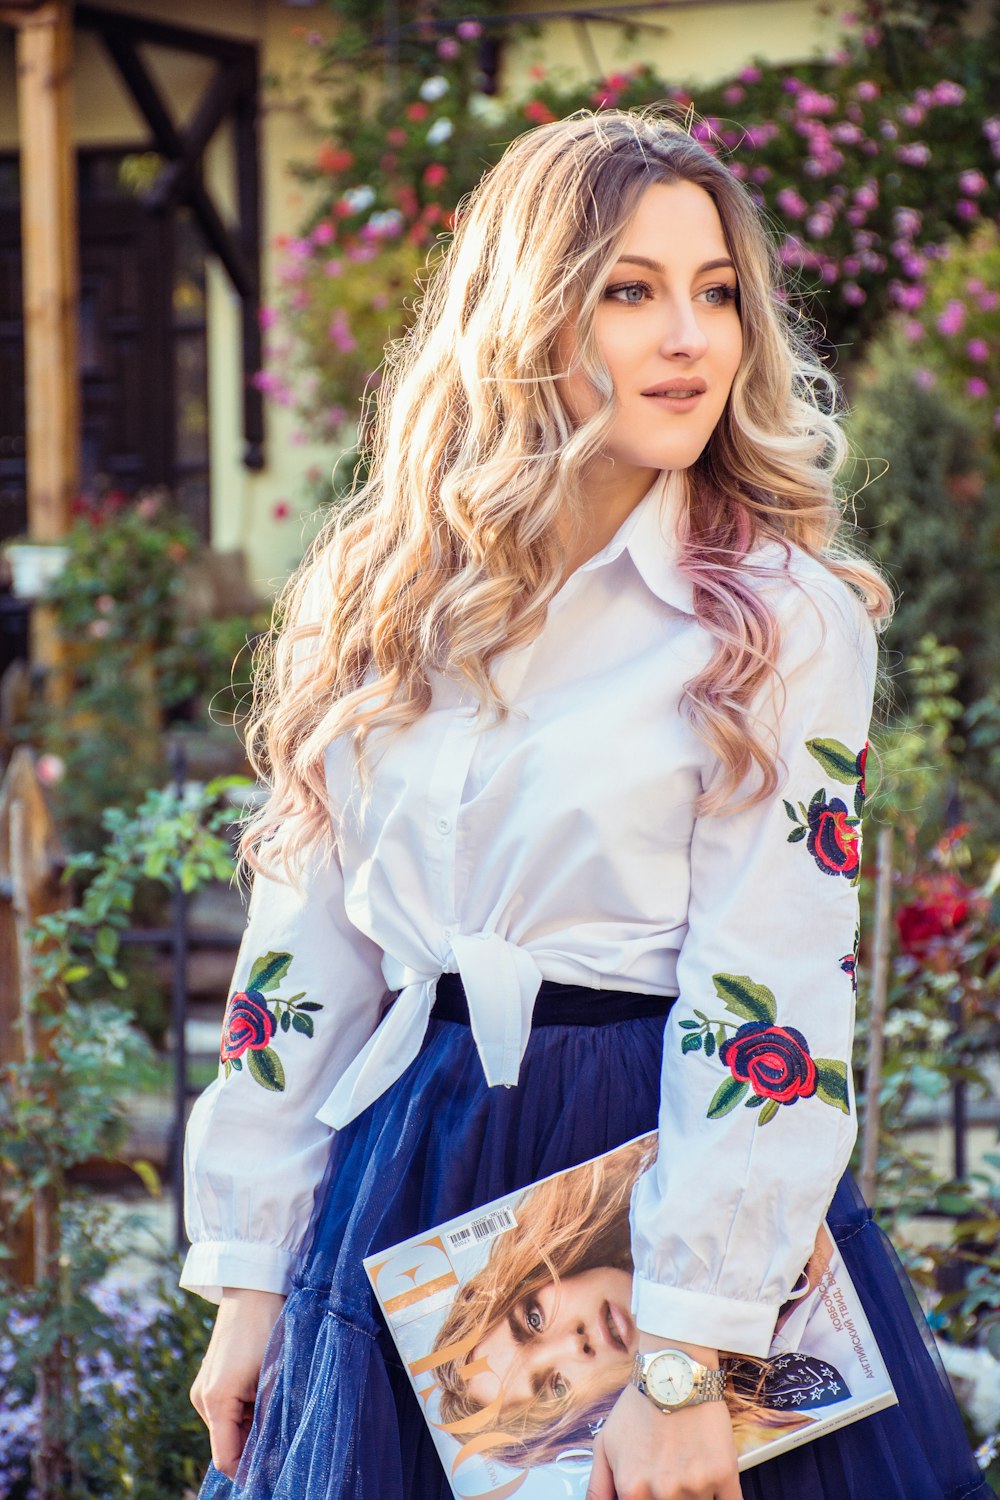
<box><xmin>77</xmin><ymin>201</ymin><xmax>174</xmax><ymax>500</ymax></box>
<box><xmin>0</xmin><ymin>158</ymin><xmax>209</xmax><ymax>546</ymax></box>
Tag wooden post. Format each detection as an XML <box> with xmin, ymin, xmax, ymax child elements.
<box><xmin>8</xmin><ymin>0</ymin><xmax>79</xmax><ymax>541</ymax></box>
<box><xmin>0</xmin><ymin>749</ymin><xmax>70</xmax><ymax>1497</ymax></box>
<box><xmin>859</xmin><ymin>824</ymin><xmax>895</xmax><ymax>1206</ymax></box>
<box><xmin>0</xmin><ymin>748</ymin><xmax>67</xmax><ymax>1283</ymax></box>
<box><xmin>1</xmin><ymin>0</ymin><xmax>79</xmax><ymax>681</ymax></box>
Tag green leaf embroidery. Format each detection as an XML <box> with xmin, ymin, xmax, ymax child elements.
<box><xmin>292</xmin><ymin>1012</ymin><xmax>314</xmax><ymax>1038</ymax></box>
<box><xmin>230</xmin><ymin>1056</ymin><xmax>242</xmax><ymax>1071</ymax></box>
<box><xmin>280</xmin><ymin>1010</ymin><xmax>291</xmax><ymax>1033</ymax></box>
<box><xmin>246</xmin><ymin>1046</ymin><xmax>286</xmax><ymax>1092</ymax></box>
<box><xmin>682</xmin><ymin>1032</ymin><xmax>703</xmax><ymax>1054</ymax></box>
<box><xmin>247</xmin><ymin>951</ymin><xmax>293</xmax><ymax>993</ymax></box>
<box><xmin>707</xmin><ymin>1078</ymin><xmax>749</xmax><ymax>1118</ymax></box>
<box><xmin>783</xmin><ymin>799</ymin><xmax>799</xmax><ymax>823</ymax></box>
<box><xmin>809</xmin><ymin>786</ymin><xmax>827</xmax><ymax>809</ymax></box>
<box><xmin>787</xmin><ymin>827</ymin><xmax>807</xmax><ymax>843</ymax></box>
<box><xmin>806</xmin><ymin>738</ymin><xmax>860</xmax><ymax>784</ymax></box>
<box><xmin>223</xmin><ymin>1059</ymin><xmax>231</xmax><ymax>1079</ymax></box>
<box><xmin>296</xmin><ymin>1001</ymin><xmax>324</xmax><ymax>1013</ymax></box>
<box><xmin>757</xmin><ymin>1099</ymin><xmax>780</xmax><ymax>1126</ymax></box>
<box><xmin>679</xmin><ymin>1018</ymin><xmax>701</xmax><ymax>1030</ymax></box>
<box><xmin>814</xmin><ymin>1059</ymin><xmax>850</xmax><ymax>1114</ymax></box>
<box><xmin>745</xmin><ymin>1093</ymin><xmax>767</xmax><ymax>1108</ymax></box>
<box><xmin>712</xmin><ymin>974</ymin><xmax>777</xmax><ymax>1025</ymax></box>
<box><xmin>704</xmin><ymin>1031</ymin><xmax>716</xmax><ymax>1058</ymax></box>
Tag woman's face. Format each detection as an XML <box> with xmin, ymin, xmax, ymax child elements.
<box><xmin>465</xmin><ymin>1267</ymin><xmax>637</xmax><ymax>1409</ymax></box>
<box><xmin>558</xmin><ymin>179</ymin><xmax>744</xmax><ymax>505</ymax></box>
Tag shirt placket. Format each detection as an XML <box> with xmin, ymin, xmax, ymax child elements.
<box><xmin>426</xmin><ymin>640</ymin><xmax>538</xmax><ymax>949</ymax></box>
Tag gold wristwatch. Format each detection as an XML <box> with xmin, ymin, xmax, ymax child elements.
<box><xmin>630</xmin><ymin>1349</ymin><xmax>727</xmax><ymax>1413</ymax></box>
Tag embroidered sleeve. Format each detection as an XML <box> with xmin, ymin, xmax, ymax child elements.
<box><xmin>180</xmin><ymin>835</ymin><xmax>388</xmax><ymax>1302</ymax></box>
<box><xmin>630</xmin><ymin>571</ymin><xmax>878</xmax><ymax>1357</ymax></box>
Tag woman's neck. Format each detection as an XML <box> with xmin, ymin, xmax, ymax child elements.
<box><xmin>558</xmin><ymin>459</ymin><xmax>662</xmax><ymax>581</ymax></box>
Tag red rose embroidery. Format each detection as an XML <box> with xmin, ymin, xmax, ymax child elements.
<box><xmin>719</xmin><ymin>1022</ymin><xmax>818</xmax><ymax>1104</ymax></box>
<box><xmin>806</xmin><ymin>797</ymin><xmax>861</xmax><ymax>878</ymax></box>
<box><xmin>221</xmin><ymin>990</ymin><xmax>276</xmax><ymax>1061</ymax></box>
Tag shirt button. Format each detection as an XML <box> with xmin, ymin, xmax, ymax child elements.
<box><xmin>443</xmin><ymin>926</ymin><xmax>455</xmax><ymax>941</ymax></box>
<box><xmin>436</xmin><ymin>816</ymin><xmax>451</xmax><ymax>834</ymax></box>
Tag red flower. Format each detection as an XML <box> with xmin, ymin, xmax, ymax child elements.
<box><xmin>221</xmin><ymin>991</ymin><xmax>276</xmax><ymax>1061</ymax></box>
<box><xmin>406</xmin><ymin>102</ymin><xmax>429</xmax><ymax>123</ymax></box>
<box><xmin>896</xmin><ymin>876</ymin><xmax>971</xmax><ymax>958</ymax></box>
<box><xmin>720</xmin><ymin>1022</ymin><xmax>818</xmax><ymax>1104</ymax></box>
<box><xmin>423</xmin><ymin>162</ymin><xmax>448</xmax><ymax>188</ymax></box>
<box><xmin>524</xmin><ymin>100</ymin><xmax>556</xmax><ymax>125</ymax></box>
<box><xmin>806</xmin><ymin>797</ymin><xmax>861</xmax><ymax>878</ymax></box>
<box><xmin>316</xmin><ymin>144</ymin><xmax>355</xmax><ymax>174</ymax></box>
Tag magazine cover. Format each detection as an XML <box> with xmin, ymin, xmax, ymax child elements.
<box><xmin>364</xmin><ymin>1133</ymin><xmax>897</xmax><ymax>1500</ymax></box>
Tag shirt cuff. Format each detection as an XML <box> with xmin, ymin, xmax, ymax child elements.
<box><xmin>179</xmin><ymin>1240</ymin><xmax>300</xmax><ymax>1304</ymax></box>
<box><xmin>631</xmin><ymin>1273</ymin><xmax>779</xmax><ymax>1358</ymax></box>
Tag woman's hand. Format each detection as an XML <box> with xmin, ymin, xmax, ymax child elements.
<box><xmin>587</xmin><ymin>1384</ymin><xmax>743</xmax><ymax>1500</ymax></box>
<box><xmin>190</xmin><ymin>1288</ymin><xmax>287</xmax><ymax>1479</ymax></box>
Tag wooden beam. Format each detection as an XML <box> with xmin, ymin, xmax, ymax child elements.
<box><xmin>13</xmin><ymin>1</ymin><xmax>79</xmax><ymax>544</ymax></box>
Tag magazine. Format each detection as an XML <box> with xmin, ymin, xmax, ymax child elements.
<box><xmin>364</xmin><ymin>1133</ymin><xmax>897</xmax><ymax>1500</ymax></box>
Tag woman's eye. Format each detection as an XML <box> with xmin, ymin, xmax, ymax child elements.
<box><xmin>524</xmin><ymin>1301</ymin><xmax>544</xmax><ymax>1332</ymax></box>
<box><xmin>699</xmin><ymin>283</ymin><xmax>738</xmax><ymax>306</ymax></box>
<box><xmin>606</xmin><ymin>281</ymin><xmax>649</xmax><ymax>305</ymax></box>
<box><xmin>551</xmin><ymin>1374</ymin><xmax>569</xmax><ymax>1400</ymax></box>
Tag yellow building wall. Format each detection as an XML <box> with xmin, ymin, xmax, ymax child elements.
<box><xmin>0</xmin><ymin>0</ymin><xmax>860</xmax><ymax>592</ymax></box>
<box><xmin>502</xmin><ymin>0</ymin><xmax>843</xmax><ymax>95</ymax></box>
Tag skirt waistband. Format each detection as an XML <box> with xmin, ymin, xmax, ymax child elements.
<box><xmin>431</xmin><ymin>973</ymin><xmax>676</xmax><ymax>1028</ymax></box>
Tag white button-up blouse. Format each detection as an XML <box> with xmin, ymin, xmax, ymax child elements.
<box><xmin>181</xmin><ymin>469</ymin><xmax>877</xmax><ymax>1358</ymax></box>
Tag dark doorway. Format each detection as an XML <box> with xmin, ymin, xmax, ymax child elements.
<box><xmin>0</xmin><ymin>149</ymin><xmax>211</xmax><ymax>544</ymax></box>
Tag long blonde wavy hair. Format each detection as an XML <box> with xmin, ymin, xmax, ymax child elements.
<box><xmin>242</xmin><ymin>108</ymin><xmax>891</xmax><ymax>875</ymax></box>
<box><xmin>429</xmin><ymin>1137</ymin><xmax>812</xmax><ymax>1470</ymax></box>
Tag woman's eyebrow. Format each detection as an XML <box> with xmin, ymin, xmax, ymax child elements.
<box><xmin>615</xmin><ymin>254</ymin><xmax>736</xmax><ymax>275</ymax></box>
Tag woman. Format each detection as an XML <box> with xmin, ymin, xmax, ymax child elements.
<box><xmin>184</xmin><ymin>111</ymin><xmax>988</xmax><ymax>1500</ymax></box>
<box><xmin>428</xmin><ymin>1136</ymin><xmax>817</xmax><ymax>1475</ymax></box>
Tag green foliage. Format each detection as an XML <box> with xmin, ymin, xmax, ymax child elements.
<box><xmin>26</xmin><ymin>488</ymin><xmax>264</xmax><ymax>853</ymax></box>
<box><xmin>0</xmin><ymin>778</ymin><xmax>242</xmax><ymax>1498</ymax></box>
<box><xmin>0</xmin><ymin>1215</ymin><xmax>215</xmax><ymax>1498</ymax></box>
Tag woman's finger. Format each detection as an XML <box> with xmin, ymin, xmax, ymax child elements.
<box><xmin>585</xmin><ymin>1432</ymin><xmax>616</xmax><ymax>1500</ymax></box>
<box><xmin>206</xmin><ymin>1392</ymin><xmax>253</xmax><ymax>1480</ymax></box>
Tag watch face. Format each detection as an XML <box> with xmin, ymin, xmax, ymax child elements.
<box><xmin>645</xmin><ymin>1352</ymin><xmax>696</xmax><ymax>1407</ymax></box>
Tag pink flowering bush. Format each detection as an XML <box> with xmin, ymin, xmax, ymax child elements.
<box><xmin>897</xmin><ymin>225</ymin><xmax>1000</xmax><ymax>443</ymax></box>
<box><xmin>262</xmin><ymin>5</ymin><xmax>1000</xmax><ymax>451</ymax></box>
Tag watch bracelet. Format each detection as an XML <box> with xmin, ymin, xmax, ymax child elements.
<box><xmin>630</xmin><ymin>1351</ymin><xmax>728</xmax><ymax>1407</ymax></box>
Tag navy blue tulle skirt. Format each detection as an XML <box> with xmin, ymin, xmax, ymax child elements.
<box><xmin>197</xmin><ymin>994</ymin><xmax>989</xmax><ymax>1500</ymax></box>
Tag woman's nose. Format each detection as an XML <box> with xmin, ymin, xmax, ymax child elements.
<box><xmin>539</xmin><ymin>1320</ymin><xmax>595</xmax><ymax>1365</ymax></box>
<box><xmin>658</xmin><ymin>300</ymin><xmax>710</xmax><ymax>360</ymax></box>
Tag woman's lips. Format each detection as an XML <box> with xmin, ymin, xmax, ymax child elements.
<box><xmin>604</xmin><ymin>1299</ymin><xmax>634</xmax><ymax>1353</ymax></box>
<box><xmin>642</xmin><ymin>390</ymin><xmax>705</xmax><ymax>412</ymax></box>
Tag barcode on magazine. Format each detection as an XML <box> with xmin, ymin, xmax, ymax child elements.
<box><xmin>444</xmin><ymin>1206</ymin><xmax>517</xmax><ymax>1252</ymax></box>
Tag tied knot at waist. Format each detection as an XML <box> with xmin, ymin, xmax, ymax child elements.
<box><xmin>315</xmin><ymin>930</ymin><xmax>675</xmax><ymax>1132</ymax></box>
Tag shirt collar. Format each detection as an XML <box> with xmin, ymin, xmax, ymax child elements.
<box><xmin>576</xmin><ymin>469</ymin><xmax>695</xmax><ymax>616</ymax></box>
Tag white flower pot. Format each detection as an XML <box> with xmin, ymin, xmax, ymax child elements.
<box><xmin>5</xmin><ymin>543</ymin><xmax>71</xmax><ymax>599</ymax></box>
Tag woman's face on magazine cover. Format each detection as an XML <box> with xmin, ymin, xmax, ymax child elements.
<box><xmin>465</xmin><ymin>1266</ymin><xmax>637</xmax><ymax>1408</ymax></box>
<box><xmin>556</xmin><ymin>180</ymin><xmax>744</xmax><ymax>498</ymax></box>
